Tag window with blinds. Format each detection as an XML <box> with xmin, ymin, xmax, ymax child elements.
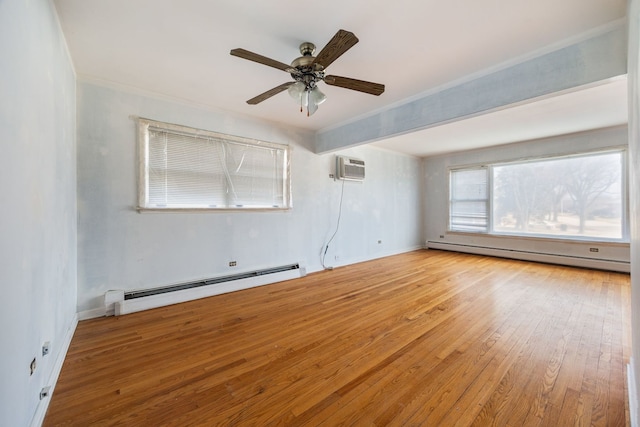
<box><xmin>449</xmin><ymin>168</ymin><xmax>489</xmax><ymax>232</ymax></box>
<box><xmin>138</xmin><ymin>119</ymin><xmax>291</xmax><ymax>210</ymax></box>
<box><xmin>447</xmin><ymin>149</ymin><xmax>626</xmax><ymax>242</ymax></box>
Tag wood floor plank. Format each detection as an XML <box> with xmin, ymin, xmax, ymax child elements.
<box><xmin>469</xmin><ymin>266</ymin><xmax>566</xmax><ymax>423</ymax></box>
<box><xmin>508</xmin><ymin>268</ymin><xmax>586</xmax><ymax>426</ymax></box>
<box><xmin>443</xmin><ymin>269</ymin><xmax>555</xmax><ymax>425</ymax></box>
<box><xmin>380</xmin><ymin>269</ymin><xmax>537</xmax><ymax>425</ymax></box>
<box><xmin>43</xmin><ymin>250</ymin><xmax>631</xmax><ymax>426</ymax></box>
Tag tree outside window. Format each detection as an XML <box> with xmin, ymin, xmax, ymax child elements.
<box><xmin>492</xmin><ymin>152</ymin><xmax>623</xmax><ymax>239</ymax></box>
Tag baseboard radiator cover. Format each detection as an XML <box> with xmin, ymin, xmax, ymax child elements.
<box><xmin>106</xmin><ymin>264</ymin><xmax>305</xmax><ymax>316</ymax></box>
<box><xmin>426</xmin><ymin>241</ymin><xmax>630</xmax><ymax>273</ymax></box>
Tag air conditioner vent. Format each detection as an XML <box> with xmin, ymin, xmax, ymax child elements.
<box><xmin>337</xmin><ymin>156</ymin><xmax>365</xmax><ymax>181</ymax></box>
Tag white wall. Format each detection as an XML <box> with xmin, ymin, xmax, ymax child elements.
<box><xmin>423</xmin><ymin>126</ymin><xmax>630</xmax><ymax>270</ymax></box>
<box><xmin>76</xmin><ymin>81</ymin><xmax>423</xmax><ymax>315</ymax></box>
<box><xmin>0</xmin><ymin>1</ymin><xmax>77</xmax><ymax>426</ymax></box>
<box><xmin>627</xmin><ymin>0</ymin><xmax>640</xmax><ymax>424</ymax></box>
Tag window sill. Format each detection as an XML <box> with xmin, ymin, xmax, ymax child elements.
<box><xmin>137</xmin><ymin>206</ymin><xmax>292</xmax><ymax>213</ymax></box>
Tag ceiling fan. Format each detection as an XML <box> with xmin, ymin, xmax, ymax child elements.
<box><xmin>230</xmin><ymin>29</ymin><xmax>385</xmax><ymax>116</ymax></box>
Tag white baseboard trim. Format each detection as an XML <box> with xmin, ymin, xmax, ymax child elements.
<box><xmin>321</xmin><ymin>245</ymin><xmax>425</xmax><ymax>270</ymax></box>
<box><xmin>630</xmin><ymin>359</ymin><xmax>638</xmax><ymax>427</ymax></box>
<box><xmin>29</xmin><ymin>313</ymin><xmax>78</xmax><ymax>427</ymax></box>
<box><xmin>426</xmin><ymin>241</ymin><xmax>630</xmax><ymax>273</ymax></box>
<box><xmin>77</xmin><ymin>307</ymin><xmax>106</xmax><ymax>320</ymax></box>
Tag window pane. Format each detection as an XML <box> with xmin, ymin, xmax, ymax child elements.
<box><xmin>450</xmin><ymin>168</ymin><xmax>488</xmax><ymax>232</ymax></box>
<box><xmin>141</xmin><ymin>119</ymin><xmax>291</xmax><ymax>210</ymax></box>
<box><xmin>224</xmin><ymin>142</ymin><xmax>285</xmax><ymax>208</ymax></box>
<box><xmin>148</xmin><ymin>130</ymin><xmax>226</xmax><ymax>207</ymax></box>
<box><xmin>492</xmin><ymin>152</ymin><xmax>622</xmax><ymax>239</ymax></box>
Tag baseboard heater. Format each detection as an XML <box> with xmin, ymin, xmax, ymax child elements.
<box><xmin>105</xmin><ymin>263</ymin><xmax>305</xmax><ymax>316</ymax></box>
<box><xmin>426</xmin><ymin>241</ymin><xmax>630</xmax><ymax>273</ymax></box>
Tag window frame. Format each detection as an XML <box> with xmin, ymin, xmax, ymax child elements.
<box><xmin>137</xmin><ymin>118</ymin><xmax>292</xmax><ymax>212</ymax></box>
<box><xmin>447</xmin><ymin>147</ymin><xmax>629</xmax><ymax>243</ymax></box>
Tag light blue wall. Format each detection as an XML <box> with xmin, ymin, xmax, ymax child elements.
<box><xmin>76</xmin><ymin>81</ymin><xmax>423</xmax><ymax>314</ymax></box>
<box><xmin>0</xmin><ymin>1</ymin><xmax>77</xmax><ymax>426</ymax></box>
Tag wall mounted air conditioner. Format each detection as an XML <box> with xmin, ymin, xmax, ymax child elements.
<box><xmin>336</xmin><ymin>156</ymin><xmax>365</xmax><ymax>181</ymax></box>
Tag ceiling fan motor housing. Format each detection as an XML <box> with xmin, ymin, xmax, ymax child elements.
<box><xmin>291</xmin><ymin>42</ymin><xmax>324</xmax><ymax>89</ymax></box>
<box><xmin>299</xmin><ymin>42</ymin><xmax>315</xmax><ymax>56</ymax></box>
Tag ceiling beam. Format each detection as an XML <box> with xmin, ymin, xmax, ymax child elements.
<box><xmin>314</xmin><ymin>24</ymin><xmax>627</xmax><ymax>154</ymax></box>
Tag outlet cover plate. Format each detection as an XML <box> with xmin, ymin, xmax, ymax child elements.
<box><xmin>40</xmin><ymin>386</ymin><xmax>51</xmax><ymax>400</ymax></box>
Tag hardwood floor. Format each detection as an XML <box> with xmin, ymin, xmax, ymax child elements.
<box><xmin>44</xmin><ymin>250</ymin><xmax>631</xmax><ymax>426</ymax></box>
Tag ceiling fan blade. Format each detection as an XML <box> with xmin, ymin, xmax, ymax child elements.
<box><xmin>324</xmin><ymin>75</ymin><xmax>385</xmax><ymax>96</ymax></box>
<box><xmin>230</xmin><ymin>48</ymin><xmax>296</xmax><ymax>73</ymax></box>
<box><xmin>312</xmin><ymin>30</ymin><xmax>359</xmax><ymax>69</ymax></box>
<box><xmin>246</xmin><ymin>82</ymin><xmax>294</xmax><ymax>105</ymax></box>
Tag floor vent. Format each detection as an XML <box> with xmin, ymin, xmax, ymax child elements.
<box><xmin>107</xmin><ymin>263</ymin><xmax>304</xmax><ymax>316</ymax></box>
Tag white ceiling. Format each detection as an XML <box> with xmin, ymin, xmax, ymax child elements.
<box><xmin>54</xmin><ymin>0</ymin><xmax>628</xmax><ymax>156</ymax></box>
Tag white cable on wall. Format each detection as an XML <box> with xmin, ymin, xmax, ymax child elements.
<box><xmin>321</xmin><ymin>177</ymin><xmax>346</xmax><ymax>270</ymax></box>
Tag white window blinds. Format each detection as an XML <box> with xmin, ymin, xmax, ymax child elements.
<box><xmin>449</xmin><ymin>168</ymin><xmax>488</xmax><ymax>232</ymax></box>
<box><xmin>139</xmin><ymin>119</ymin><xmax>291</xmax><ymax>210</ymax></box>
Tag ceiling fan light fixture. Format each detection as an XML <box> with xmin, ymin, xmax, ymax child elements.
<box><xmin>287</xmin><ymin>81</ymin><xmax>306</xmax><ymax>102</ymax></box>
<box><xmin>287</xmin><ymin>81</ymin><xmax>307</xmax><ymax>112</ymax></box>
<box><xmin>309</xmin><ymin>87</ymin><xmax>326</xmax><ymax>106</ymax></box>
<box><xmin>307</xmin><ymin>91</ymin><xmax>319</xmax><ymax>116</ymax></box>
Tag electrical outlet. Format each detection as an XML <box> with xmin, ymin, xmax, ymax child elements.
<box><xmin>334</xmin><ymin>255</ymin><xmax>340</xmax><ymax>261</ymax></box>
<box><xmin>589</xmin><ymin>247</ymin><xmax>599</xmax><ymax>253</ymax></box>
<box><xmin>229</xmin><ymin>261</ymin><xmax>237</xmax><ymax>267</ymax></box>
<box><xmin>42</xmin><ymin>341</ymin><xmax>50</xmax><ymax>357</ymax></box>
<box><xmin>30</xmin><ymin>358</ymin><xmax>36</xmax><ymax>376</ymax></box>
<box><xmin>40</xmin><ymin>386</ymin><xmax>51</xmax><ymax>400</ymax></box>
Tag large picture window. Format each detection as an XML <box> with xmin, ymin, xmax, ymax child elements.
<box><xmin>449</xmin><ymin>149</ymin><xmax>627</xmax><ymax>242</ymax></box>
<box><xmin>138</xmin><ymin>118</ymin><xmax>291</xmax><ymax>210</ymax></box>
